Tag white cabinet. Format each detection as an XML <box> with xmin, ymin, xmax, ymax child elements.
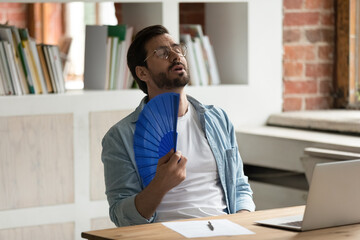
<box><xmin>0</xmin><ymin>1</ymin><xmax>282</xmax><ymax>240</ymax></box>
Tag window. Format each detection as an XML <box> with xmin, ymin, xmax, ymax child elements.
<box><xmin>335</xmin><ymin>0</ymin><xmax>360</xmax><ymax>108</ymax></box>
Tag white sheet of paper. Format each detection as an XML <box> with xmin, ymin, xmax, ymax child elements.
<box><xmin>162</xmin><ymin>219</ymin><xmax>255</xmax><ymax>238</ymax></box>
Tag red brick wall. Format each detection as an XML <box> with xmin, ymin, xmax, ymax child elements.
<box><xmin>41</xmin><ymin>3</ymin><xmax>64</xmax><ymax>45</ymax></box>
<box><xmin>179</xmin><ymin>3</ymin><xmax>205</xmax><ymax>32</ymax></box>
<box><xmin>0</xmin><ymin>3</ymin><xmax>63</xmax><ymax>45</ymax></box>
<box><xmin>0</xmin><ymin>3</ymin><xmax>28</xmax><ymax>28</ymax></box>
<box><xmin>283</xmin><ymin>0</ymin><xmax>335</xmax><ymax>111</ymax></box>
<box><xmin>114</xmin><ymin>3</ymin><xmax>122</xmax><ymax>24</ymax></box>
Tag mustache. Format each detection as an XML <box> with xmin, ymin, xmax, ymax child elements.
<box><xmin>168</xmin><ymin>61</ymin><xmax>186</xmax><ymax>71</ymax></box>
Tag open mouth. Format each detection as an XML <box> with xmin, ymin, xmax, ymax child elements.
<box><xmin>172</xmin><ymin>65</ymin><xmax>184</xmax><ymax>71</ymax></box>
<box><xmin>170</xmin><ymin>63</ymin><xmax>185</xmax><ymax>73</ymax></box>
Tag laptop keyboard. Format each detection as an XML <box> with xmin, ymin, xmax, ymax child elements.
<box><xmin>283</xmin><ymin>220</ymin><xmax>302</xmax><ymax>227</ymax></box>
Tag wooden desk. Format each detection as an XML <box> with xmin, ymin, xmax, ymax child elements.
<box><xmin>82</xmin><ymin>206</ymin><xmax>360</xmax><ymax>240</ymax></box>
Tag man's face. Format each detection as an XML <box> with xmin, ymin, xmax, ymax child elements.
<box><xmin>143</xmin><ymin>34</ymin><xmax>190</xmax><ymax>92</ymax></box>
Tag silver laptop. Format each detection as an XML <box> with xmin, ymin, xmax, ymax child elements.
<box><xmin>255</xmin><ymin>159</ymin><xmax>360</xmax><ymax>231</ymax></box>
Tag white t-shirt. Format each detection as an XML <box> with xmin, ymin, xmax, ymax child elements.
<box><xmin>156</xmin><ymin>103</ymin><xmax>227</xmax><ymax>222</ymax></box>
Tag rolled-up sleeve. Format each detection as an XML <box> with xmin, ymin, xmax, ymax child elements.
<box><xmin>235</xmin><ymin>171</ymin><xmax>256</xmax><ymax>212</ymax></box>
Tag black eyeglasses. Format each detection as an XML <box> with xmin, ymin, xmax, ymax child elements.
<box><xmin>144</xmin><ymin>43</ymin><xmax>187</xmax><ymax>62</ymax></box>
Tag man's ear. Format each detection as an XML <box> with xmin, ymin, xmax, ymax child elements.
<box><xmin>135</xmin><ymin>66</ymin><xmax>149</xmax><ymax>82</ymax></box>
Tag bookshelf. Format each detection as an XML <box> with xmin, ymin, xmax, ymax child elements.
<box><xmin>0</xmin><ymin>1</ymin><xmax>282</xmax><ymax>240</ymax></box>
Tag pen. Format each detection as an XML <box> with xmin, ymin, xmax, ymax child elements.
<box><xmin>207</xmin><ymin>221</ymin><xmax>214</xmax><ymax>231</ymax></box>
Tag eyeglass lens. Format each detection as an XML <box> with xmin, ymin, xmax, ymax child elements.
<box><xmin>155</xmin><ymin>45</ymin><xmax>186</xmax><ymax>59</ymax></box>
<box><xmin>144</xmin><ymin>44</ymin><xmax>187</xmax><ymax>62</ymax></box>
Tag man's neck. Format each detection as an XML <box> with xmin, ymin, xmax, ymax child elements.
<box><xmin>178</xmin><ymin>93</ymin><xmax>189</xmax><ymax>117</ymax></box>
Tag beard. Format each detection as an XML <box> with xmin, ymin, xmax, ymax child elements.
<box><xmin>149</xmin><ymin>62</ymin><xmax>190</xmax><ymax>89</ymax></box>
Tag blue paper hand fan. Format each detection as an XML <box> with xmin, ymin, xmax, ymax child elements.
<box><xmin>134</xmin><ymin>92</ymin><xmax>180</xmax><ymax>187</ymax></box>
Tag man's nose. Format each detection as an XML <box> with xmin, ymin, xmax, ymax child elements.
<box><xmin>168</xmin><ymin>49</ymin><xmax>182</xmax><ymax>62</ymax></box>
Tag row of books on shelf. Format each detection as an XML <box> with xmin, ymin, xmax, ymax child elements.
<box><xmin>0</xmin><ymin>24</ymin><xmax>65</xmax><ymax>96</ymax></box>
<box><xmin>84</xmin><ymin>24</ymin><xmax>134</xmax><ymax>90</ymax></box>
<box><xmin>83</xmin><ymin>24</ymin><xmax>220</xmax><ymax>90</ymax></box>
<box><xmin>180</xmin><ymin>24</ymin><xmax>220</xmax><ymax>86</ymax></box>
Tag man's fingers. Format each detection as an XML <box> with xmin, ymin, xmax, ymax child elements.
<box><xmin>158</xmin><ymin>150</ymin><xmax>187</xmax><ymax>170</ymax></box>
<box><xmin>177</xmin><ymin>155</ymin><xmax>187</xmax><ymax>167</ymax></box>
<box><xmin>168</xmin><ymin>151</ymin><xmax>184</xmax><ymax>167</ymax></box>
<box><xmin>176</xmin><ymin>155</ymin><xmax>187</xmax><ymax>171</ymax></box>
<box><xmin>157</xmin><ymin>149</ymin><xmax>174</xmax><ymax>165</ymax></box>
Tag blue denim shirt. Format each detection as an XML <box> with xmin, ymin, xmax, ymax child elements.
<box><xmin>101</xmin><ymin>95</ymin><xmax>255</xmax><ymax>227</ymax></box>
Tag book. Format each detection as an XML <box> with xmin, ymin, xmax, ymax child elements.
<box><xmin>0</xmin><ymin>61</ymin><xmax>5</xmax><ymax>95</ymax></box>
<box><xmin>51</xmin><ymin>45</ymin><xmax>65</xmax><ymax>93</ymax></box>
<box><xmin>180</xmin><ymin>34</ymin><xmax>201</xmax><ymax>86</ymax></box>
<box><xmin>47</xmin><ymin>45</ymin><xmax>65</xmax><ymax>93</ymax></box>
<box><xmin>84</xmin><ymin>25</ymin><xmax>108</xmax><ymax>90</ymax></box>
<box><xmin>36</xmin><ymin>44</ymin><xmax>54</xmax><ymax>93</ymax></box>
<box><xmin>19</xmin><ymin>28</ymin><xmax>40</xmax><ymax>93</ymax></box>
<box><xmin>104</xmin><ymin>37</ymin><xmax>111</xmax><ymax>90</ymax></box>
<box><xmin>114</xmin><ymin>39</ymin><xmax>125</xmax><ymax>89</ymax></box>
<box><xmin>43</xmin><ymin>44</ymin><xmax>58</xmax><ymax>93</ymax></box>
<box><xmin>22</xmin><ymin>40</ymin><xmax>41</xmax><ymax>93</ymax></box>
<box><xmin>202</xmin><ymin>36</ymin><xmax>220</xmax><ymax>85</ymax></box>
<box><xmin>108</xmin><ymin>25</ymin><xmax>126</xmax><ymax>90</ymax></box>
<box><xmin>3</xmin><ymin>41</ymin><xmax>23</xmax><ymax>95</ymax></box>
<box><xmin>193</xmin><ymin>37</ymin><xmax>209</xmax><ymax>86</ymax></box>
<box><xmin>29</xmin><ymin>38</ymin><xmax>48</xmax><ymax>94</ymax></box>
<box><xmin>108</xmin><ymin>36</ymin><xmax>119</xmax><ymax>90</ymax></box>
<box><xmin>0</xmin><ymin>41</ymin><xmax>14</xmax><ymax>95</ymax></box>
<box><xmin>123</xmin><ymin>26</ymin><xmax>133</xmax><ymax>89</ymax></box>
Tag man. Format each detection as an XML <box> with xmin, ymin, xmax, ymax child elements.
<box><xmin>101</xmin><ymin>25</ymin><xmax>255</xmax><ymax>227</ymax></box>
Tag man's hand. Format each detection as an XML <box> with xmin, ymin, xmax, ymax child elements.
<box><xmin>152</xmin><ymin>150</ymin><xmax>187</xmax><ymax>194</ymax></box>
<box><xmin>135</xmin><ymin>150</ymin><xmax>187</xmax><ymax>220</ymax></box>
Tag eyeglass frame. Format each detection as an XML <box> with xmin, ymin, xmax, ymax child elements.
<box><xmin>143</xmin><ymin>43</ymin><xmax>187</xmax><ymax>63</ymax></box>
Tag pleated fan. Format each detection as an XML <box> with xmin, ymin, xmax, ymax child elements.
<box><xmin>134</xmin><ymin>92</ymin><xmax>180</xmax><ymax>187</ymax></box>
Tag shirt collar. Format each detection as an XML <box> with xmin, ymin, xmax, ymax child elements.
<box><xmin>130</xmin><ymin>96</ymin><xmax>148</xmax><ymax>123</ymax></box>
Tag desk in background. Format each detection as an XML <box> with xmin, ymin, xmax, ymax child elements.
<box><xmin>81</xmin><ymin>206</ymin><xmax>360</xmax><ymax>240</ymax></box>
